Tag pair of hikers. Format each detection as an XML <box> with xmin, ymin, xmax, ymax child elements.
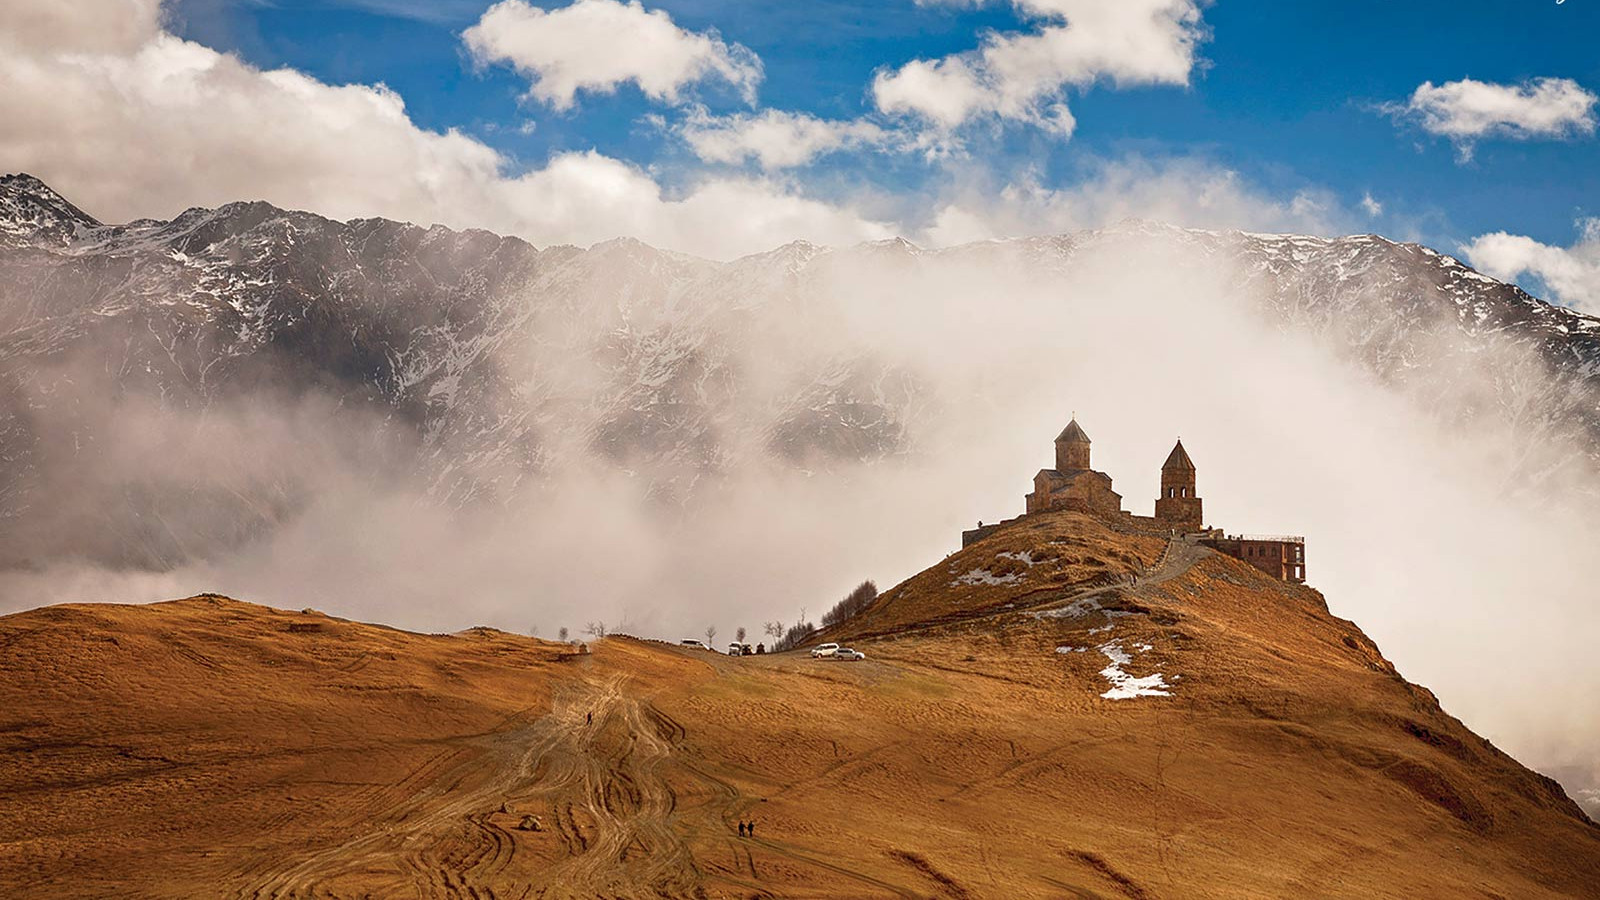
<box><xmin>737</xmin><ymin>820</ymin><xmax>756</xmax><ymax>838</ymax></box>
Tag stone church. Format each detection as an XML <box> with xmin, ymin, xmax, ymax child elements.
<box><xmin>1022</xmin><ymin>417</ymin><xmax>1200</xmax><ymax>533</ymax></box>
<box><xmin>963</xmin><ymin>413</ymin><xmax>1305</xmax><ymax>583</ymax></box>
<box><xmin>1024</xmin><ymin>418</ymin><xmax>1124</xmax><ymax>517</ymax></box>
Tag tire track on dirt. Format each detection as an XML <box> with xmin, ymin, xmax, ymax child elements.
<box><xmin>238</xmin><ymin>696</ymin><xmax>578</xmax><ymax>898</ymax></box>
<box><xmin>237</xmin><ymin>667</ymin><xmax>925</xmax><ymax>899</ymax></box>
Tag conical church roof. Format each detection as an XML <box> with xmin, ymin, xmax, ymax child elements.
<box><xmin>1162</xmin><ymin>440</ymin><xmax>1195</xmax><ymax>471</ymax></box>
<box><xmin>1055</xmin><ymin>418</ymin><xmax>1091</xmax><ymax>445</ymax></box>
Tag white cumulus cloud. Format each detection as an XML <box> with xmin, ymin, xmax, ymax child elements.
<box><xmin>677</xmin><ymin>109</ymin><xmax>889</xmax><ymax>170</ymax></box>
<box><xmin>1461</xmin><ymin>219</ymin><xmax>1600</xmax><ymax>316</ymax></box>
<box><xmin>1388</xmin><ymin>77</ymin><xmax>1598</xmax><ymax>159</ymax></box>
<box><xmin>873</xmin><ymin>0</ymin><xmax>1205</xmax><ymax>136</ymax></box>
<box><xmin>8</xmin><ymin>0</ymin><xmax>165</xmax><ymax>52</ymax></box>
<box><xmin>0</xmin><ymin>0</ymin><xmax>894</xmax><ymax>260</ymax></box>
<box><xmin>0</xmin><ymin>1</ymin><xmax>1372</xmax><ymax>263</ymax></box>
<box><xmin>874</xmin><ymin>57</ymin><xmax>996</xmax><ymax>131</ymax></box>
<box><xmin>462</xmin><ymin>0</ymin><xmax>761</xmax><ymax>110</ymax></box>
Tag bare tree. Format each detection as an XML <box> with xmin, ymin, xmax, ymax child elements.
<box><xmin>822</xmin><ymin>580</ymin><xmax>878</xmax><ymax>627</ymax></box>
<box><xmin>584</xmin><ymin>621</ymin><xmax>608</xmax><ymax>639</ymax></box>
<box><xmin>763</xmin><ymin>621</ymin><xmax>784</xmax><ymax>640</ymax></box>
<box><xmin>735</xmin><ymin>626</ymin><xmax>747</xmax><ymax>643</ymax></box>
<box><xmin>705</xmin><ymin>625</ymin><xmax>718</xmax><ymax>646</ymax></box>
<box><xmin>558</xmin><ymin>626</ymin><xmax>569</xmax><ymax>643</ymax></box>
<box><xmin>773</xmin><ymin>617</ymin><xmax>817</xmax><ymax>653</ymax></box>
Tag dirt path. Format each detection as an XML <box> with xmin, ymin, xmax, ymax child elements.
<box><xmin>526</xmin><ymin>664</ymin><xmax>922</xmax><ymax>899</ymax></box>
<box><xmin>529</xmin><ymin>673</ymin><xmax>707</xmax><ymax>899</ymax></box>
<box><xmin>237</xmin><ymin>665</ymin><xmax>907</xmax><ymax>899</ymax></box>
<box><xmin>1142</xmin><ymin>533</ymin><xmax>1209</xmax><ymax>585</ymax></box>
<box><xmin>238</xmin><ymin>680</ymin><xmax>585</xmax><ymax>898</ymax></box>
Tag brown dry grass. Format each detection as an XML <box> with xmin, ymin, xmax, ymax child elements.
<box><xmin>1</xmin><ymin>512</ymin><xmax>1597</xmax><ymax>898</ymax></box>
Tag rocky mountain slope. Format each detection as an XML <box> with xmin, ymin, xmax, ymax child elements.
<box><xmin>2</xmin><ymin>511</ymin><xmax>1596</xmax><ymax>898</ymax></box>
<box><xmin>1</xmin><ymin>173</ymin><xmax>1597</xmax><ymax>571</ymax></box>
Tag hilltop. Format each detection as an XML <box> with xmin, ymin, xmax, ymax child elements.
<box><xmin>1</xmin><ymin>511</ymin><xmax>1596</xmax><ymax>898</ymax></box>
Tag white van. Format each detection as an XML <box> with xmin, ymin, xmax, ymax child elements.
<box><xmin>810</xmin><ymin>643</ymin><xmax>840</xmax><ymax>658</ymax></box>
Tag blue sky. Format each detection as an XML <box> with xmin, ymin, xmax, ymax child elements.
<box><xmin>166</xmin><ymin>0</ymin><xmax>1599</xmax><ymax>253</ymax></box>
<box><xmin>3</xmin><ymin>1</ymin><xmax>1598</xmax><ymax>307</ymax></box>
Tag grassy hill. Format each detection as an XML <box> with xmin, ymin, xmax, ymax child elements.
<box><xmin>1</xmin><ymin>511</ymin><xmax>1596</xmax><ymax>898</ymax></box>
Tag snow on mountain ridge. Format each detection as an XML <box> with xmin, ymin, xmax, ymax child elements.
<box><xmin>0</xmin><ymin>173</ymin><xmax>104</xmax><ymax>249</ymax></box>
<box><xmin>1</xmin><ymin>176</ymin><xmax>1597</xmax><ymax>571</ymax></box>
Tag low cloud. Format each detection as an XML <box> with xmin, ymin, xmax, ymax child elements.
<box><xmin>1461</xmin><ymin>219</ymin><xmax>1600</xmax><ymax>316</ymax></box>
<box><xmin>462</xmin><ymin>0</ymin><xmax>762</xmax><ymax>110</ymax></box>
<box><xmin>5</xmin><ymin>230</ymin><xmax>1598</xmax><ymax>813</ymax></box>
<box><xmin>1385</xmin><ymin>77</ymin><xmax>1598</xmax><ymax>159</ymax></box>
<box><xmin>918</xmin><ymin>157</ymin><xmax>1353</xmax><ymax>246</ymax></box>
<box><xmin>495</xmin><ymin>150</ymin><xmax>896</xmax><ymax>253</ymax></box>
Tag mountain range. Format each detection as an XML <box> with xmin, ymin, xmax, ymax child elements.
<box><xmin>2</xmin><ymin>172</ymin><xmax>1597</xmax><ymax>573</ymax></box>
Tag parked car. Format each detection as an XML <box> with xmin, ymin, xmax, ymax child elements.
<box><xmin>832</xmin><ymin>648</ymin><xmax>866</xmax><ymax>661</ymax></box>
<box><xmin>680</xmin><ymin>639</ymin><xmax>711</xmax><ymax>651</ymax></box>
<box><xmin>810</xmin><ymin>643</ymin><xmax>840</xmax><ymax>658</ymax></box>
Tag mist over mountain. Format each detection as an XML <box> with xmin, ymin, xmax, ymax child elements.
<box><xmin>3</xmin><ymin>172</ymin><xmax>1600</xmax><ymax>818</ymax></box>
<box><xmin>3</xmin><ymin>171</ymin><xmax>1596</xmax><ymax>570</ymax></box>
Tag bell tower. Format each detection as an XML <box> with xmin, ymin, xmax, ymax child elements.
<box><xmin>1155</xmin><ymin>439</ymin><xmax>1203</xmax><ymax>530</ymax></box>
<box><xmin>1055</xmin><ymin>417</ymin><xmax>1092</xmax><ymax>471</ymax></box>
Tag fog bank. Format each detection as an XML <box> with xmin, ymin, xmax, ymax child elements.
<box><xmin>2</xmin><ymin>233</ymin><xmax>1597</xmax><ymax>814</ymax></box>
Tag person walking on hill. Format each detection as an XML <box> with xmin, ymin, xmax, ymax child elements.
<box><xmin>738</xmin><ymin>822</ymin><xmax>746</xmax><ymax>838</ymax></box>
<box><xmin>747</xmin><ymin>821</ymin><xmax>755</xmax><ymax>838</ymax></box>
<box><xmin>586</xmin><ymin>711</ymin><xmax>593</xmax><ymax>725</ymax></box>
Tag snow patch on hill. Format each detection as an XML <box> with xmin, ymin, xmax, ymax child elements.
<box><xmin>1097</xmin><ymin>639</ymin><xmax>1171</xmax><ymax>699</ymax></box>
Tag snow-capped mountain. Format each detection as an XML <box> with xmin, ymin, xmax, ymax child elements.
<box><xmin>1</xmin><ymin>173</ymin><xmax>1596</xmax><ymax>571</ymax></box>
